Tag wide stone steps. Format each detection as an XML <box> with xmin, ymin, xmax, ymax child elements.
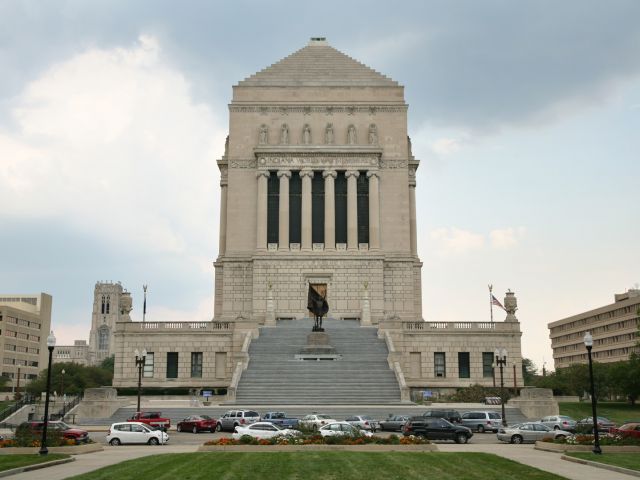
<box><xmin>232</xmin><ymin>318</ymin><xmax>402</xmax><ymax>405</ymax></box>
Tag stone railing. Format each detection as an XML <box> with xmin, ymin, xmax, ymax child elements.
<box><xmin>403</xmin><ymin>321</ymin><xmax>519</xmax><ymax>332</ymax></box>
<box><xmin>119</xmin><ymin>321</ymin><xmax>232</xmax><ymax>332</ymax></box>
<box><xmin>226</xmin><ymin>331</ymin><xmax>253</xmax><ymax>402</ymax></box>
<box><xmin>381</xmin><ymin>331</ymin><xmax>410</xmax><ymax>402</ymax></box>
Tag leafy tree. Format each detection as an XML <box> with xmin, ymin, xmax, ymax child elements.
<box><xmin>521</xmin><ymin>358</ymin><xmax>537</xmax><ymax>385</ymax></box>
<box><xmin>26</xmin><ymin>361</ymin><xmax>113</xmax><ymax>397</ymax></box>
<box><xmin>100</xmin><ymin>355</ymin><xmax>115</xmax><ymax>373</ymax></box>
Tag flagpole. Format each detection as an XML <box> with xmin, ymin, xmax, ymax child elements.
<box><xmin>143</xmin><ymin>284</ymin><xmax>148</xmax><ymax>322</ymax></box>
<box><xmin>489</xmin><ymin>284</ymin><xmax>494</xmax><ymax>323</ymax></box>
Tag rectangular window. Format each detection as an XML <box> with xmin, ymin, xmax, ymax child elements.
<box><xmin>267</xmin><ymin>171</ymin><xmax>279</xmax><ymax>244</ymax></box>
<box><xmin>289</xmin><ymin>171</ymin><xmax>302</xmax><ymax>244</ymax></box>
<box><xmin>191</xmin><ymin>352</ymin><xmax>203</xmax><ymax>378</ymax></box>
<box><xmin>458</xmin><ymin>352</ymin><xmax>470</xmax><ymax>378</ymax></box>
<box><xmin>311</xmin><ymin>171</ymin><xmax>325</xmax><ymax>243</ymax></box>
<box><xmin>482</xmin><ymin>352</ymin><xmax>494</xmax><ymax>378</ymax></box>
<box><xmin>356</xmin><ymin>172</ymin><xmax>369</xmax><ymax>244</ymax></box>
<box><xmin>143</xmin><ymin>352</ymin><xmax>154</xmax><ymax>378</ymax></box>
<box><xmin>434</xmin><ymin>352</ymin><xmax>446</xmax><ymax>377</ymax></box>
<box><xmin>335</xmin><ymin>172</ymin><xmax>347</xmax><ymax>244</ymax></box>
<box><xmin>166</xmin><ymin>352</ymin><xmax>178</xmax><ymax>379</ymax></box>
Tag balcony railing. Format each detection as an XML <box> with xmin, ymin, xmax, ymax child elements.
<box><xmin>403</xmin><ymin>321</ymin><xmax>519</xmax><ymax>332</ymax></box>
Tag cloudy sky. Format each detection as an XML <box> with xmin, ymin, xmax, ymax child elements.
<box><xmin>1</xmin><ymin>1</ymin><xmax>639</xmax><ymax>373</ymax></box>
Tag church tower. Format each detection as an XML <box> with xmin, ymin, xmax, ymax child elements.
<box><xmin>215</xmin><ymin>38</ymin><xmax>422</xmax><ymax>324</ymax></box>
<box><xmin>89</xmin><ymin>281</ymin><xmax>131</xmax><ymax>364</ymax></box>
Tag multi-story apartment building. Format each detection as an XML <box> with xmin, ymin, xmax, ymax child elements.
<box><xmin>0</xmin><ymin>294</ymin><xmax>53</xmax><ymax>390</ymax></box>
<box><xmin>548</xmin><ymin>289</ymin><xmax>640</xmax><ymax>369</ymax></box>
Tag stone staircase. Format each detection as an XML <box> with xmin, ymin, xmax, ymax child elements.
<box><xmin>232</xmin><ymin>318</ymin><xmax>403</xmax><ymax>405</ymax></box>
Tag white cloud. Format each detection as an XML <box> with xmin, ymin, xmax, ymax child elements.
<box><xmin>0</xmin><ymin>35</ymin><xmax>226</xmax><ymax>259</ymax></box>
<box><xmin>490</xmin><ymin>227</ymin><xmax>526</xmax><ymax>248</ymax></box>
<box><xmin>430</xmin><ymin>227</ymin><xmax>485</xmax><ymax>256</ymax></box>
<box><xmin>430</xmin><ymin>137</ymin><xmax>461</xmax><ymax>155</ymax></box>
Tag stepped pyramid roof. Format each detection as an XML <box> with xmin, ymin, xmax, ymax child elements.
<box><xmin>237</xmin><ymin>37</ymin><xmax>399</xmax><ymax>87</ymax></box>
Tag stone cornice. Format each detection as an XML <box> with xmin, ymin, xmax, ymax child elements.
<box><xmin>229</xmin><ymin>105</ymin><xmax>408</xmax><ymax>114</ymax></box>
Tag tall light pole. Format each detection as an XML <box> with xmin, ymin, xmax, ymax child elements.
<box><xmin>39</xmin><ymin>331</ymin><xmax>56</xmax><ymax>455</ymax></box>
<box><xmin>584</xmin><ymin>332</ymin><xmax>602</xmax><ymax>454</ymax></box>
<box><xmin>495</xmin><ymin>348</ymin><xmax>508</xmax><ymax>427</ymax></box>
<box><xmin>60</xmin><ymin>369</ymin><xmax>66</xmax><ymax>417</ymax></box>
<box><xmin>135</xmin><ymin>349</ymin><xmax>147</xmax><ymax>414</ymax></box>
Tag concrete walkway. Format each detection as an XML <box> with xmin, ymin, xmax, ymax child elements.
<box><xmin>6</xmin><ymin>442</ymin><xmax>639</xmax><ymax>479</ymax></box>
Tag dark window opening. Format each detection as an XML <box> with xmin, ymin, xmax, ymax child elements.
<box><xmin>357</xmin><ymin>172</ymin><xmax>369</xmax><ymax>244</ymax></box>
<box><xmin>458</xmin><ymin>352</ymin><xmax>470</xmax><ymax>378</ymax></box>
<box><xmin>166</xmin><ymin>352</ymin><xmax>179</xmax><ymax>379</ymax></box>
<box><xmin>267</xmin><ymin>171</ymin><xmax>279</xmax><ymax>244</ymax></box>
<box><xmin>482</xmin><ymin>352</ymin><xmax>494</xmax><ymax>378</ymax></box>
<box><xmin>335</xmin><ymin>172</ymin><xmax>347</xmax><ymax>244</ymax></box>
<box><xmin>289</xmin><ymin>171</ymin><xmax>302</xmax><ymax>244</ymax></box>
<box><xmin>312</xmin><ymin>171</ymin><xmax>325</xmax><ymax>243</ymax></box>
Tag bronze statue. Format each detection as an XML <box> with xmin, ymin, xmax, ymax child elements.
<box><xmin>307</xmin><ymin>284</ymin><xmax>329</xmax><ymax>331</ymax></box>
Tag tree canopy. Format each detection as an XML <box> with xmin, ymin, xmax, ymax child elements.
<box><xmin>26</xmin><ymin>361</ymin><xmax>113</xmax><ymax>396</ymax></box>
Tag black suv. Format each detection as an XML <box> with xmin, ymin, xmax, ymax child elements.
<box><xmin>423</xmin><ymin>409</ymin><xmax>462</xmax><ymax>424</ymax></box>
<box><xmin>402</xmin><ymin>416</ymin><xmax>473</xmax><ymax>444</ymax></box>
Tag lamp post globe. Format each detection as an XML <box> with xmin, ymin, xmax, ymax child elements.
<box><xmin>584</xmin><ymin>332</ymin><xmax>602</xmax><ymax>454</ymax></box>
<box><xmin>39</xmin><ymin>331</ymin><xmax>56</xmax><ymax>455</ymax></box>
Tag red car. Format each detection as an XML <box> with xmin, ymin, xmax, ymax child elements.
<box><xmin>18</xmin><ymin>421</ymin><xmax>89</xmax><ymax>444</ymax></box>
<box><xmin>609</xmin><ymin>423</ymin><xmax>640</xmax><ymax>439</ymax></box>
<box><xmin>176</xmin><ymin>415</ymin><xmax>218</xmax><ymax>433</ymax></box>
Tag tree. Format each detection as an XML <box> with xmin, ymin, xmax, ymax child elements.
<box><xmin>100</xmin><ymin>355</ymin><xmax>115</xmax><ymax>373</ymax></box>
<box><xmin>521</xmin><ymin>358</ymin><xmax>537</xmax><ymax>385</ymax></box>
<box><xmin>26</xmin><ymin>361</ymin><xmax>113</xmax><ymax>396</ymax></box>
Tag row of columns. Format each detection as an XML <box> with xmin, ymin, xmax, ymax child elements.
<box><xmin>256</xmin><ymin>169</ymin><xmax>381</xmax><ymax>251</ymax></box>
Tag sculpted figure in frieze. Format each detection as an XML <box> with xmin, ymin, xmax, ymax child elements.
<box><xmin>303</xmin><ymin>124</ymin><xmax>312</xmax><ymax>145</ymax></box>
<box><xmin>280</xmin><ymin>123</ymin><xmax>289</xmax><ymax>145</ymax></box>
<box><xmin>347</xmin><ymin>124</ymin><xmax>357</xmax><ymax>145</ymax></box>
<box><xmin>258</xmin><ymin>124</ymin><xmax>268</xmax><ymax>145</ymax></box>
<box><xmin>368</xmin><ymin>124</ymin><xmax>378</xmax><ymax>145</ymax></box>
<box><xmin>325</xmin><ymin>123</ymin><xmax>334</xmax><ymax>144</ymax></box>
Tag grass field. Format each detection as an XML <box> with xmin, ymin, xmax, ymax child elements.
<box><xmin>567</xmin><ymin>452</ymin><xmax>640</xmax><ymax>472</ymax></box>
<box><xmin>559</xmin><ymin>402</ymin><xmax>640</xmax><ymax>425</ymax></box>
<box><xmin>68</xmin><ymin>452</ymin><xmax>565</xmax><ymax>480</ymax></box>
<box><xmin>0</xmin><ymin>454</ymin><xmax>68</xmax><ymax>472</ymax></box>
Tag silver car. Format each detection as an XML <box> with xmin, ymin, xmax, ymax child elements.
<box><xmin>540</xmin><ymin>415</ymin><xmax>576</xmax><ymax>432</ymax></box>
<box><xmin>216</xmin><ymin>410</ymin><xmax>261</xmax><ymax>432</ymax></box>
<box><xmin>460</xmin><ymin>411</ymin><xmax>502</xmax><ymax>433</ymax></box>
<box><xmin>345</xmin><ymin>415</ymin><xmax>380</xmax><ymax>432</ymax></box>
<box><xmin>497</xmin><ymin>422</ymin><xmax>571</xmax><ymax>444</ymax></box>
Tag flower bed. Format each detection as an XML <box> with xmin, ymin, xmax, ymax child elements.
<box><xmin>204</xmin><ymin>434</ymin><xmax>429</xmax><ymax>447</ymax></box>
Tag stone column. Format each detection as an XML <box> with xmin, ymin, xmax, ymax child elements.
<box><xmin>409</xmin><ymin>182</ymin><xmax>417</xmax><ymax>256</ymax></box>
<box><xmin>256</xmin><ymin>171</ymin><xmax>269</xmax><ymax>251</ymax></box>
<box><xmin>323</xmin><ymin>170</ymin><xmax>337</xmax><ymax>250</ymax></box>
<box><xmin>218</xmin><ymin>180</ymin><xmax>228</xmax><ymax>255</ymax></box>
<box><xmin>367</xmin><ymin>171</ymin><xmax>380</xmax><ymax>250</ymax></box>
<box><xmin>300</xmin><ymin>169</ymin><xmax>313</xmax><ymax>251</ymax></box>
<box><xmin>346</xmin><ymin>170</ymin><xmax>359</xmax><ymax>250</ymax></box>
<box><xmin>277</xmin><ymin>170</ymin><xmax>291</xmax><ymax>250</ymax></box>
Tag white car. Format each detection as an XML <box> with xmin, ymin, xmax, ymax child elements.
<box><xmin>345</xmin><ymin>415</ymin><xmax>380</xmax><ymax>432</ymax></box>
<box><xmin>232</xmin><ymin>422</ymin><xmax>300</xmax><ymax>440</ymax></box>
<box><xmin>300</xmin><ymin>414</ymin><xmax>337</xmax><ymax>430</ymax></box>
<box><xmin>319</xmin><ymin>421</ymin><xmax>373</xmax><ymax>438</ymax></box>
<box><xmin>106</xmin><ymin>422</ymin><xmax>169</xmax><ymax>446</ymax></box>
<box><xmin>497</xmin><ymin>422</ymin><xmax>572</xmax><ymax>444</ymax></box>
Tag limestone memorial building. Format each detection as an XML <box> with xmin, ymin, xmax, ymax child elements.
<box><xmin>112</xmin><ymin>38</ymin><xmax>523</xmax><ymax>403</ymax></box>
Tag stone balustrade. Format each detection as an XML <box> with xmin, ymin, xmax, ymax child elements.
<box><xmin>403</xmin><ymin>321</ymin><xmax>520</xmax><ymax>332</ymax></box>
<box><xmin>119</xmin><ymin>321</ymin><xmax>232</xmax><ymax>332</ymax></box>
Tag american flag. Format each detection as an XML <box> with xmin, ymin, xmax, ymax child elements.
<box><xmin>491</xmin><ymin>295</ymin><xmax>506</xmax><ymax>311</ymax></box>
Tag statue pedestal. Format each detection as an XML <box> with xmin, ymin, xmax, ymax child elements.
<box><xmin>295</xmin><ymin>332</ymin><xmax>340</xmax><ymax>360</ymax></box>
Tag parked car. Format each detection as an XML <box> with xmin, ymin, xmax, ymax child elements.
<box><xmin>216</xmin><ymin>410</ymin><xmax>261</xmax><ymax>432</ymax></box>
<box><xmin>460</xmin><ymin>411</ymin><xmax>502</xmax><ymax>433</ymax></box>
<box><xmin>319</xmin><ymin>422</ymin><xmax>373</xmax><ymax>438</ymax></box>
<box><xmin>16</xmin><ymin>421</ymin><xmax>89</xmax><ymax>444</ymax></box>
<box><xmin>401</xmin><ymin>417</ymin><xmax>473</xmax><ymax>444</ymax></box>
<box><xmin>497</xmin><ymin>422</ymin><xmax>572</xmax><ymax>444</ymax></box>
<box><xmin>345</xmin><ymin>415</ymin><xmax>379</xmax><ymax>432</ymax></box>
<box><xmin>423</xmin><ymin>409</ymin><xmax>462</xmax><ymax>424</ymax></box>
<box><xmin>300</xmin><ymin>414</ymin><xmax>337</xmax><ymax>430</ymax></box>
<box><xmin>379</xmin><ymin>415</ymin><xmax>410</xmax><ymax>432</ymax></box>
<box><xmin>176</xmin><ymin>415</ymin><xmax>217</xmax><ymax>433</ymax></box>
<box><xmin>262</xmin><ymin>412</ymin><xmax>300</xmax><ymax>428</ymax></box>
<box><xmin>232</xmin><ymin>422</ymin><xmax>300</xmax><ymax>440</ymax></box>
<box><xmin>106</xmin><ymin>421</ymin><xmax>169</xmax><ymax>446</ymax></box>
<box><xmin>539</xmin><ymin>415</ymin><xmax>576</xmax><ymax>432</ymax></box>
<box><xmin>609</xmin><ymin>423</ymin><xmax>640</xmax><ymax>439</ymax></box>
<box><xmin>575</xmin><ymin>416</ymin><xmax>616</xmax><ymax>434</ymax></box>
<box><xmin>127</xmin><ymin>412</ymin><xmax>171</xmax><ymax>432</ymax></box>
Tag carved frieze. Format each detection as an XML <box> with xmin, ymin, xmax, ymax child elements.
<box><xmin>256</xmin><ymin>155</ymin><xmax>379</xmax><ymax>169</ymax></box>
<box><xmin>379</xmin><ymin>159</ymin><xmax>408</xmax><ymax>169</ymax></box>
<box><xmin>230</xmin><ymin>159</ymin><xmax>257</xmax><ymax>169</ymax></box>
<box><xmin>229</xmin><ymin>105</ymin><xmax>408</xmax><ymax>114</ymax></box>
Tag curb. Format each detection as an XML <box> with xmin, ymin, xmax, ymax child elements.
<box><xmin>0</xmin><ymin>457</ymin><xmax>75</xmax><ymax>478</ymax></box>
<box><xmin>561</xmin><ymin>454</ymin><xmax>640</xmax><ymax>478</ymax></box>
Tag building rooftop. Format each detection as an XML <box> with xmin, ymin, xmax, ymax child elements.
<box><xmin>237</xmin><ymin>37</ymin><xmax>399</xmax><ymax>88</ymax></box>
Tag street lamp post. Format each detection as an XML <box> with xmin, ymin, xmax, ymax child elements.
<box><xmin>60</xmin><ymin>369</ymin><xmax>66</xmax><ymax>417</ymax></box>
<box><xmin>134</xmin><ymin>349</ymin><xmax>147</xmax><ymax>414</ymax></box>
<box><xmin>39</xmin><ymin>331</ymin><xmax>56</xmax><ymax>455</ymax></box>
<box><xmin>584</xmin><ymin>332</ymin><xmax>602</xmax><ymax>454</ymax></box>
<box><xmin>495</xmin><ymin>348</ymin><xmax>508</xmax><ymax>427</ymax></box>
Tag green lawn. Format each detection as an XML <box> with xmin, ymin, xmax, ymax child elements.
<box><xmin>567</xmin><ymin>452</ymin><xmax>640</xmax><ymax>472</ymax></box>
<box><xmin>68</xmin><ymin>452</ymin><xmax>564</xmax><ymax>480</ymax></box>
<box><xmin>0</xmin><ymin>454</ymin><xmax>68</xmax><ymax>472</ymax></box>
<box><xmin>559</xmin><ymin>402</ymin><xmax>640</xmax><ymax>425</ymax></box>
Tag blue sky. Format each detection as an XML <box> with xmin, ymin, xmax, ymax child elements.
<box><xmin>1</xmin><ymin>1</ymin><xmax>639</xmax><ymax>372</ymax></box>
